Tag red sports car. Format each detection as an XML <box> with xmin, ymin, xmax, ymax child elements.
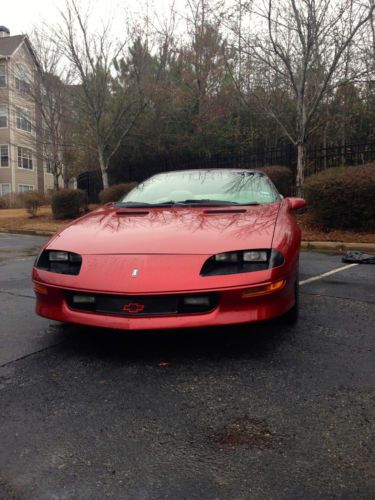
<box><xmin>32</xmin><ymin>169</ymin><xmax>306</xmax><ymax>330</ymax></box>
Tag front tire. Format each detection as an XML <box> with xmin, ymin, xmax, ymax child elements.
<box><xmin>282</xmin><ymin>268</ymin><xmax>299</xmax><ymax>324</ymax></box>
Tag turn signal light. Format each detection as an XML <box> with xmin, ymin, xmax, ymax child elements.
<box><xmin>33</xmin><ymin>282</ymin><xmax>49</xmax><ymax>295</ymax></box>
<box><xmin>241</xmin><ymin>279</ymin><xmax>286</xmax><ymax>298</ymax></box>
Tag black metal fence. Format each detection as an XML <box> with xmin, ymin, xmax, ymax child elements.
<box><xmin>305</xmin><ymin>143</ymin><xmax>375</xmax><ymax>176</ymax></box>
<box><xmin>111</xmin><ymin>145</ymin><xmax>297</xmax><ymax>184</ymax></box>
<box><xmin>78</xmin><ymin>142</ymin><xmax>375</xmax><ymax>201</ymax></box>
<box><xmin>77</xmin><ymin>170</ymin><xmax>103</xmax><ymax>203</ymax></box>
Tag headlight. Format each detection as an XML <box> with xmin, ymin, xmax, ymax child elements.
<box><xmin>35</xmin><ymin>250</ymin><xmax>82</xmax><ymax>275</ymax></box>
<box><xmin>201</xmin><ymin>249</ymin><xmax>284</xmax><ymax>276</ymax></box>
<box><xmin>214</xmin><ymin>251</ymin><xmax>268</xmax><ymax>263</ymax></box>
<box><xmin>215</xmin><ymin>252</ymin><xmax>241</xmax><ymax>262</ymax></box>
<box><xmin>49</xmin><ymin>251</ymin><xmax>69</xmax><ymax>262</ymax></box>
<box><xmin>243</xmin><ymin>251</ymin><xmax>268</xmax><ymax>262</ymax></box>
<box><xmin>269</xmin><ymin>249</ymin><xmax>285</xmax><ymax>268</ymax></box>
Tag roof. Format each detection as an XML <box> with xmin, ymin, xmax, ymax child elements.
<box><xmin>0</xmin><ymin>26</ymin><xmax>10</xmax><ymax>35</ymax></box>
<box><xmin>0</xmin><ymin>34</ymin><xmax>25</xmax><ymax>57</ymax></box>
<box><xmin>0</xmin><ymin>35</ymin><xmax>40</xmax><ymax>70</ymax></box>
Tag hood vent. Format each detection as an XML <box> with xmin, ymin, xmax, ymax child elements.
<box><xmin>116</xmin><ymin>210</ymin><xmax>149</xmax><ymax>216</ymax></box>
<box><xmin>204</xmin><ymin>209</ymin><xmax>246</xmax><ymax>214</ymax></box>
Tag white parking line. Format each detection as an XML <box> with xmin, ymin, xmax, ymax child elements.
<box><xmin>299</xmin><ymin>263</ymin><xmax>359</xmax><ymax>286</ymax></box>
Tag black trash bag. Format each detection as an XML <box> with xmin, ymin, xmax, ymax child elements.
<box><xmin>342</xmin><ymin>251</ymin><xmax>375</xmax><ymax>264</ymax></box>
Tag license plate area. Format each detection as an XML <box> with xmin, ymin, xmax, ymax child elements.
<box><xmin>66</xmin><ymin>292</ymin><xmax>219</xmax><ymax>316</ymax></box>
<box><xmin>97</xmin><ymin>295</ymin><xmax>179</xmax><ymax>315</ymax></box>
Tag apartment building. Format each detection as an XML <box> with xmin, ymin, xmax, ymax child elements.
<box><xmin>0</xmin><ymin>25</ymin><xmax>55</xmax><ymax>196</ymax></box>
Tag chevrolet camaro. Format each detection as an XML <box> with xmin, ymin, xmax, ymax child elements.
<box><xmin>32</xmin><ymin>169</ymin><xmax>306</xmax><ymax>330</ymax></box>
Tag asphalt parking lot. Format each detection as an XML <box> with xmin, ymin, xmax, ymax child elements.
<box><xmin>0</xmin><ymin>233</ymin><xmax>374</xmax><ymax>499</ymax></box>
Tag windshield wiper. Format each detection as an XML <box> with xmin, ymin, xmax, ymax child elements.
<box><xmin>116</xmin><ymin>200</ymin><xmax>233</xmax><ymax>208</ymax></box>
<box><xmin>116</xmin><ymin>201</ymin><xmax>151</xmax><ymax>207</ymax></box>
<box><xmin>177</xmin><ymin>199</ymin><xmax>241</xmax><ymax>206</ymax></box>
<box><xmin>116</xmin><ymin>200</ymin><xmax>262</xmax><ymax>208</ymax></box>
<box><xmin>180</xmin><ymin>199</ymin><xmax>263</xmax><ymax>206</ymax></box>
<box><xmin>116</xmin><ymin>201</ymin><xmax>181</xmax><ymax>208</ymax></box>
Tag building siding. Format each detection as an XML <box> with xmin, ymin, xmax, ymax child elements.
<box><xmin>0</xmin><ymin>37</ymin><xmax>45</xmax><ymax>193</ymax></box>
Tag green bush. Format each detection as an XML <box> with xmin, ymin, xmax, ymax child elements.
<box><xmin>258</xmin><ymin>166</ymin><xmax>293</xmax><ymax>196</ymax></box>
<box><xmin>304</xmin><ymin>164</ymin><xmax>375</xmax><ymax>230</ymax></box>
<box><xmin>99</xmin><ymin>182</ymin><xmax>138</xmax><ymax>204</ymax></box>
<box><xmin>23</xmin><ymin>191</ymin><xmax>45</xmax><ymax>217</ymax></box>
<box><xmin>52</xmin><ymin>189</ymin><xmax>87</xmax><ymax>219</ymax></box>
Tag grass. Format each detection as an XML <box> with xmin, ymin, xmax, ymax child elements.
<box><xmin>0</xmin><ymin>206</ymin><xmax>374</xmax><ymax>243</ymax></box>
<box><xmin>0</xmin><ymin>207</ymin><xmax>69</xmax><ymax>233</ymax></box>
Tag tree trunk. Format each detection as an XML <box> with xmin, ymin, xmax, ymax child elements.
<box><xmin>53</xmin><ymin>163</ymin><xmax>60</xmax><ymax>191</ymax></box>
<box><xmin>102</xmin><ymin>169</ymin><xmax>109</xmax><ymax>189</ymax></box>
<box><xmin>98</xmin><ymin>150</ymin><xmax>109</xmax><ymax>189</ymax></box>
<box><xmin>296</xmin><ymin>142</ymin><xmax>305</xmax><ymax>197</ymax></box>
<box><xmin>63</xmin><ymin>165</ymin><xmax>69</xmax><ymax>189</ymax></box>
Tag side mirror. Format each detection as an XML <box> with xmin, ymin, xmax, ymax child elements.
<box><xmin>287</xmin><ymin>197</ymin><xmax>306</xmax><ymax>210</ymax></box>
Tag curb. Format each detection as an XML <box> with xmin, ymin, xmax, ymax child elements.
<box><xmin>301</xmin><ymin>241</ymin><xmax>375</xmax><ymax>252</ymax></box>
<box><xmin>0</xmin><ymin>228</ymin><xmax>55</xmax><ymax>237</ymax></box>
<box><xmin>1</xmin><ymin>228</ymin><xmax>375</xmax><ymax>252</ymax></box>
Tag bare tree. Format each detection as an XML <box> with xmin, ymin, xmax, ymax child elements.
<box><xmin>229</xmin><ymin>0</ymin><xmax>375</xmax><ymax>195</ymax></box>
<box><xmin>55</xmin><ymin>0</ymin><xmax>153</xmax><ymax>188</ymax></box>
<box><xmin>29</xmin><ymin>27</ymin><xmax>73</xmax><ymax>190</ymax></box>
<box><xmin>182</xmin><ymin>0</ymin><xmax>230</xmax><ymax>149</ymax></box>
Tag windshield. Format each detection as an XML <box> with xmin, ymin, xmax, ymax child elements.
<box><xmin>119</xmin><ymin>170</ymin><xmax>280</xmax><ymax>206</ymax></box>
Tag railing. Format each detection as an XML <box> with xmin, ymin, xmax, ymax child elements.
<box><xmin>78</xmin><ymin>142</ymin><xmax>375</xmax><ymax>201</ymax></box>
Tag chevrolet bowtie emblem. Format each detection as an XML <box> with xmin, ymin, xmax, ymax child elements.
<box><xmin>123</xmin><ymin>303</ymin><xmax>144</xmax><ymax>314</ymax></box>
<box><xmin>132</xmin><ymin>269</ymin><xmax>139</xmax><ymax>278</ymax></box>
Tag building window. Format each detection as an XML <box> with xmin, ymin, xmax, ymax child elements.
<box><xmin>17</xmin><ymin>147</ymin><xmax>33</xmax><ymax>170</ymax></box>
<box><xmin>0</xmin><ymin>105</ymin><xmax>7</xmax><ymax>127</ymax></box>
<box><xmin>18</xmin><ymin>184</ymin><xmax>34</xmax><ymax>193</ymax></box>
<box><xmin>15</xmin><ymin>63</ymin><xmax>31</xmax><ymax>93</ymax></box>
<box><xmin>16</xmin><ymin>108</ymin><xmax>32</xmax><ymax>132</ymax></box>
<box><xmin>0</xmin><ymin>63</ymin><xmax>6</xmax><ymax>87</ymax></box>
<box><xmin>0</xmin><ymin>145</ymin><xmax>9</xmax><ymax>167</ymax></box>
<box><xmin>0</xmin><ymin>183</ymin><xmax>11</xmax><ymax>196</ymax></box>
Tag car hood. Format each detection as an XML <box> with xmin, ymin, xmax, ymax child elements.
<box><xmin>48</xmin><ymin>203</ymin><xmax>280</xmax><ymax>255</ymax></box>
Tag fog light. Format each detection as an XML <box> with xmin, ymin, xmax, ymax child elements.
<box><xmin>33</xmin><ymin>283</ymin><xmax>48</xmax><ymax>295</ymax></box>
<box><xmin>183</xmin><ymin>296</ymin><xmax>210</xmax><ymax>306</ymax></box>
<box><xmin>72</xmin><ymin>295</ymin><xmax>96</xmax><ymax>304</ymax></box>
<box><xmin>241</xmin><ymin>279</ymin><xmax>286</xmax><ymax>298</ymax></box>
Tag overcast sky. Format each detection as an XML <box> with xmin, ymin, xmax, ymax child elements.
<box><xmin>2</xmin><ymin>0</ymin><xmax>183</xmax><ymax>37</ymax></box>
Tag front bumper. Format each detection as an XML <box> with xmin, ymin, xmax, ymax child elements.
<box><xmin>32</xmin><ymin>275</ymin><xmax>296</xmax><ymax>330</ymax></box>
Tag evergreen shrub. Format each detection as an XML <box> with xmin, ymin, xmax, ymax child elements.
<box><xmin>52</xmin><ymin>189</ymin><xmax>87</xmax><ymax>219</ymax></box>
<box><xmin>304</xmin><ymin>164</ymin><xmax>375</xmax><ymax>230</ymax></box>
<box><xmin>99</xmin><ymin>183</ymin><xmax>138</xmax><ymax>204</ymax></box>
<box><xmin>259</xmin><ymin>166</ymin><xmax>293</xmax><ymax>196</ymax></box>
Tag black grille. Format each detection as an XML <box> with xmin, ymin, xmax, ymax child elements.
<box><xmin>66</xmin><ymin>292</ymin><xmax>219</xmax><ymax>316</ymax></box>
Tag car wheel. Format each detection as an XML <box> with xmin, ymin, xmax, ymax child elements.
<box><xmin>282</xmin><ymin>269</ymin><xmax>299</xmax><ymax>324</ymax></box>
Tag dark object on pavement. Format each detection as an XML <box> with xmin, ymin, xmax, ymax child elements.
<box><xmin>342</xmin><ymin>251</ymin><xmax>375</xmax><ymax>264</ymax></box>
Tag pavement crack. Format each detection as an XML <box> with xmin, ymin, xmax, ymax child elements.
<box><xmin>0</xmin><ymin>290</ymin><xmax>34</xmax><ymax>300</ymax></box>
<box><xmin>0</xmin><ymin>341</ymin><xmax>65</xmax><ymax>369</ymax></box>
<box><xmin>301</xmin><ymin>291</ymin><xmax>375</xmax><ymax>305</ymax></box>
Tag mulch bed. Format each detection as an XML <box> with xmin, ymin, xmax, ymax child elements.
<box><xmin>297</xmin><ymin>212</ymin><xmax>375</xmax><ymax>244</ymax></box>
